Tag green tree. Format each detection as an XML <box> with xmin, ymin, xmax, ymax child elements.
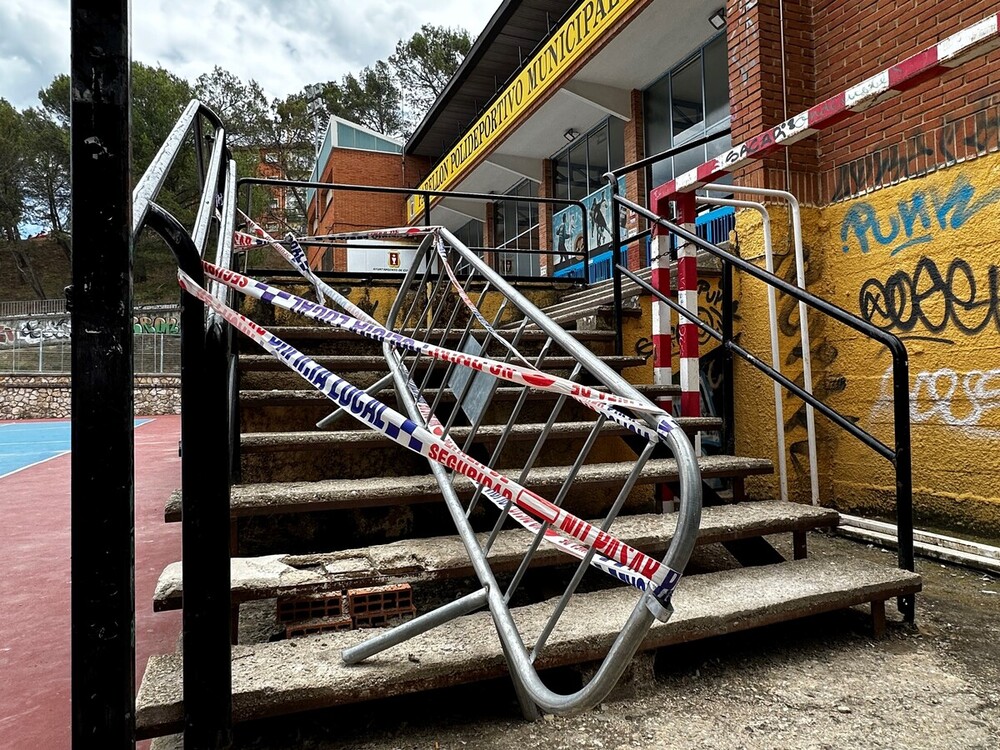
<box><xmin>20</xmin><ymin>108</ymin><xmax>70</xmax><ymax>252</ymax></box>
<box><xmin>390</xmin><ymin>24</ymin><xmax>473</xmax><ymax>133</ymax></box>
<box><xmin>0</xmin><ymin>99</ymin><xmax>25</xmax><ymax>242</ymax></box>
<box><xmin>0</xmin><ymin>98</ymin><xmax>48</xmax><ymax>298</ymax></box>
<box><xmin>194</xmin><ymin>66</ymin><xmax>270</xmax><ymax>149</ymax></box>
<box><xmin>340</xmin><ymin>61</ymin><xmax>404</xmax><ymax>136</ymax></box>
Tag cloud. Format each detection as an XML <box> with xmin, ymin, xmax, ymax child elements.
<box><xmin>1</xmin><ymin>0</ymin><xmax>501</xmax><ymax>110</ymax></box>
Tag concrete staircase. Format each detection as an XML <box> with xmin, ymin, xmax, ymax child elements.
<box><xmin>135</xmin><ymin>277</ymin><xmax>921</xmax><ymax>743</ymax></box>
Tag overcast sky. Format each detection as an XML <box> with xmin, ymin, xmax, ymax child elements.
<box><xmin>1</xmin><ymin>1</ymin><xmax>503</xmax><ymax>111</ymax></box>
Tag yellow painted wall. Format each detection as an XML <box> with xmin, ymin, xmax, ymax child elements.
<box><xmin>731</xmin><ymin>154</ymin><xmax>1000</xmax><ymax>537</ymax></box>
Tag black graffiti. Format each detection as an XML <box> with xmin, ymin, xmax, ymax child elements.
<box><xmin>694</xmin><ymin>279</ymin><xmax>738</xmax><ymax>347</ymax></box>
<box><xmin>775</xmin><ymin>248</ymin><xmax>858</xmax><ymax>472</ymax></box>
<box><xmin>859</xmin><ymin>257</ymin><xmax>1000</xmax><ymax>343</ymax></box>
<box><xmin>832</xmin><ymin>110</ymin><xmax>1000</xmax><ymax>202</ymax></box>
<box><xmin>634</xmin><ymin>337</ymin><xmax>654</xmax><ymax>363</ymax></box>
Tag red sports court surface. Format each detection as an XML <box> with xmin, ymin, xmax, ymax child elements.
<box><xmin>0</xmin><ymin>415</ymin><xmax>181</xmax><ymax>749</ymax></box>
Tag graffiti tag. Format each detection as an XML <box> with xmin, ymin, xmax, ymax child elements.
<box><xmin>841</xmin><ymin>173</ymin><xmax>1000</xmax><ymax>255</ymax></box>
<box><xmin>832</xmin><ymin>109</ymin><xmax>1000</xmax><ymax>201</ymax></box>
<box><xmin>872</xmin><ymin>366</ymin><xmax>1000</xmax><ymax>439</ymax></box>
<box><xmin>859</xmin><ymin>257</ymin><xmax>1000</xmax><ymax>343</ymax></box>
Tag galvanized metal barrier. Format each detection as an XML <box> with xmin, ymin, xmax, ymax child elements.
<box><xmin>321</xmin><ymin>226</ymin><xmax>706</xmax><ymax>717</ymax></box>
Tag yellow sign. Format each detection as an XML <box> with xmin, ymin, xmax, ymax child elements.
<box><xmin>407</xmin><ymin>0</ymin><xmax>643</xmax><ymax>222</ymax></box>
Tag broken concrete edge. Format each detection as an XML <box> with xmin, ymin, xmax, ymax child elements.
<box><xmin>153</xmin><ymin>502</ymin><xmax>841</xmax><ymax>611</ymax></box>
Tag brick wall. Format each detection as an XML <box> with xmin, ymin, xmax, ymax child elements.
<box><xmin>306</xmin><ymin>149</ymin><xmax>430</xmax><ymax>271</ymax></box>
<box><xmin>724</xmin><ymin>0</ymin><xmax>1000</xmax><ymax>204</ymax></box>
<box><xmin>813</xmin><ymin>0</ymin><xmax>1000</xmax><ymax>201</ymax></box>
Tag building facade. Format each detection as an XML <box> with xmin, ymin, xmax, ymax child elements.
<box><xmin>306</xmin><ymin>0</ymin><xmax>1000</xmax><ymax>535</ymax></box>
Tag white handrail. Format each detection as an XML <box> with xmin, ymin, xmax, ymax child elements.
<box><xmin>696</xmin><ymin>195</ymin><xmax>789</xmax><ymax>502</ymax></box>
<box><xmin>701</xmin><ymin>184</ymin><xmax>819</xmax><ymax>506</ymax></box>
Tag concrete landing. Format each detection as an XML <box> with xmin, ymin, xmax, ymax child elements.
<box><xmin>136</xmin><ymin>554</ymin><xmax>921</xmax><ymax>739</ymax></box>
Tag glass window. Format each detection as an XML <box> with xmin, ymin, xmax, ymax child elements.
<box><xmin>588</xmin><ymin>127</ymin><xmax>610</xmax><ymax>188</ymax></box>
<box><xmin>643</xmin><ymin>33</ymin><xmax>731</xmax><ymax>190</ymax></box>
<box><xmin>704</xmin><ymin>35</ymin><xmax>730</xmax><ymax>127</ymax></box>
<box><xmin>671</xmin><ymin>56</ymin><xmax>704</xmax><ymax>145</ymax></box>
<box><xmin>568</xmin><ymin>141</ymin><xmax>589</xmax><ymax>200</ymax></box>
<box><xmin>608</xmin><ymin>118</ymin><xmax>625</xmax><ymax>171</ymax></box>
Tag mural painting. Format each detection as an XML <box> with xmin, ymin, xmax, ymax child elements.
<box><xmin>550</xmin><ymin>177</ymin><xmax>627</xmax><ymax>265</ymax></box>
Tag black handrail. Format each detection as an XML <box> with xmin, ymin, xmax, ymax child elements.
<box><xmin>238</xmin><ymin>177</ymin><xmax>592</xmax><ymax>284</ymax></box>
<box><xmin>608</xmin><ymin>183</ymin><xmax>914</xmax><ymax>621</ymax></box>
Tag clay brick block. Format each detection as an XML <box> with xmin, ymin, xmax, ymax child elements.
<box><xmin>347</xmin><ymin>583</ymin><xmax>416</xmax><ymax>628</ymax></box>
<box><xmin>277</xmin><ymin>592</ymin><xmax>345</xmax><ymax>623</ymax></box>
<box><xmin>285</xmin><ymin>615</ymin><xmax>353</xmax><ymax>639</ymax></box>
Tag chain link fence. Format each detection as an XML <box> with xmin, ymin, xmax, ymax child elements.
<box><xmin>0</xmin><ymin>304</ymin><xmax>181</xmax><ymax>374</ymax></box>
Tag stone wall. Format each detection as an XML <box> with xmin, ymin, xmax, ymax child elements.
<box><xmin>0</xmin><ymin>375</ymin><xmax>181</xmax><ymax>419</ymax></box>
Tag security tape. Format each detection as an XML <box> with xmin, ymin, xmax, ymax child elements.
<box><xmin>178</xmin><ymin>267</ymin><xmax>681</xmax><ymax>609</ymax></box>
<box><xmin>203</xmin><ymin>258</ymin><xmax>677</xmax><ymax>446</ymax></box>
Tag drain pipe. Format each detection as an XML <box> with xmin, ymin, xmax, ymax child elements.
<box><xmin>696</xmin><ymin>195</ymin><xmax>788</xmax><ymax>503</ymax></box>
<box><xmin>701</xmin><ymin>184</ymin><xmax>819</xmax><ymax>506</ymax></box>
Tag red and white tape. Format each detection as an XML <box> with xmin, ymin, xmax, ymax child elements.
<box><xmin>178</xmin><ymin>267</ymin><xmax>681</xmax><ymax>608</ymax></box>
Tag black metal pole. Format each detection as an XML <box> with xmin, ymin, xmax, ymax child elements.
<box><xmin>892</xmin><ymin>350</ymin><xmax>915</xmax><ymax>621</ymax></box>
<box><xmin>608</xmin><ymin>176</ymin><xmax>623</xmax><ymax>356</ymax></box>
<box><xmin>721</xmin><ymin>259</ymin><xmax>736</xmax><ymax>455</ymax></box>
<box><xmin>69</xmin><ymin>2</ymin><xmax>135</xmax><ymax>747</ymax></box>
<box><xmin>143</xmin><ymin>205</ymin><xmax>233</xmax><ymax>749</ymax></box>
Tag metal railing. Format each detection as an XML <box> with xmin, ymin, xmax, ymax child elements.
<box><xmin>332</xmin><ymin>225</ymin><xmax>703</xmax><ymax>716</ymax></box>
<box><xmin>132</xmin><ymin>99</ymin><xmax>237</xmax><ymax>748</ymax></box>
<box><xmin>241</xmin><ymin>177</ymin><xmax>593</xmax><ymax>283</ymax></box>
<box><xmin>607</xmin><ymin>178</ymin><xmax>915</xmax><ymax>621</ymax></box>
<box><xmin>0</xmin><ymin>298</ymin><xmax>66</xmax><ymax>317</ymax></box>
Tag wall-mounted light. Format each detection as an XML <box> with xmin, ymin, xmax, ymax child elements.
<box><xmin>563</xmin><ymin>128</ymin><xmax>580</xmax><ymax>142</ymax></box>
<box><xmin>709</xmin><ymin>8</ymin><xmax>726</xmax><ymax>30</ymax></box>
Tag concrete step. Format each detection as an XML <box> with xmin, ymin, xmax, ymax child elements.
<box><xmin>240</xmin><ymin>418</ymin><xmax>722</xmax><ymax>485</ymax></box>
<box><xmin>252</xmin><ymin>327</ymin><xmax>619</xmax><ymax>354</ymax></box>
<box><xmin>166</xmin><ymin>455</ymin><xmax>774</xmax><ymax>522</ymax></box>
<box><xmin>238</xmin><ymin>354</ymin><xmax>647</xmax><ymax>390</ymax></box>
<box><xmin>238</xmin><ymin>354</ymin><xmax>646</xmax><ymax>373</ymax></box>
<box><xmin>242</xmin><ymin>417</ymin><xmax>720</xmax><ymax>452</ymax></box>
<box><xmin>559</xmin><ymin>248</ymin><xmax>724</xmax><ymax>304</ymax></box>
<box><xmin>239</xmin><ymin>383</ymin><xmax>680</xmax><ymax>433</ymax></box>
<box><xmin>153</xmin><ymin>501</ymin><xmax>840</xmax><ymax>612</ymax></box>
<box><xmin>136</xmin><ymin>554</ymin><xmax>921</xmax><ymax>740</ymax></box>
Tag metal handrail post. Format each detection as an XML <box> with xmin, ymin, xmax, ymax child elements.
<box><xmin>696</xmin><ymin>195</ymin><xmax>788</xmax><ymax>501</ymax></box>
<box><xmin>701</xmin><ymin>184</ymin><xmax>818</xmax><ymax>505</ymax></box>
<box><xmin>143</xmin><ymin>205</ymin><xmax>233</xmax><ymax>748</ymax></box>
<box><xmin>893</xmin><ymin>355</ymin><xmax>915</xmax><ymax>620</ymax></box>
<box><xmin>609</xmin><ymin>177</ymin><xmax>624</xmax><ymax>355</ymax></box>
<box><xmin>721</xmin><ymin>257</ymin><xmax>736</xmax><ymax>456</ymax></box>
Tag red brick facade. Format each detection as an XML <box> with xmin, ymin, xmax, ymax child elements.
<box><xmin>307</xmin><ymin>149</ymin><xmax>428</xmax><ymax>271</ymax></box>
<box><xmin>725</xmin><ymin>0</ymin><xmax>1000</xmax><ymax>204</ymax></box>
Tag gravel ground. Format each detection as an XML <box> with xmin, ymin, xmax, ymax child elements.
<box><xmin>202</xmin><ymin>533</ymin><xmax>1000</xmax><ymax>750</ymax></box>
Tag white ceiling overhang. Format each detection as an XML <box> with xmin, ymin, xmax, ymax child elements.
<box><xmin>431</xmin><ymin>0</ymin><xmax>720</xmax><ymax>231</ymax></box>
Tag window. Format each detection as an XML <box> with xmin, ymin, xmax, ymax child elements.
<box><xmin>550</xmin><ymin>118</ymin><xmax>626</xmax><ymax>201</ymax></box>
<box><xmin>492</xmin><ymin>179</ymin><xmax>540</xmax><ymax>277</ymax></box>
<box><xmin>644</xmin><ymin>33</ymin><xmax>730</xmax><ymax>189</ymax></box>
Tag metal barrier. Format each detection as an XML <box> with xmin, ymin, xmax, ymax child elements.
<box><xmin>318</xmin><ymin>225</ymin><xmax>705</xmax><ymax>716</ymax></box>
